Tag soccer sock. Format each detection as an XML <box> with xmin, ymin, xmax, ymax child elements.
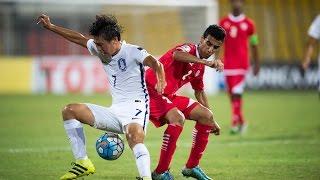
<box><xmin>155</xmin><ymin>124</ymin><xmax>183</xmax><ymax>173</ymax></box>
<box><xmin>236</xmin><ymin>97</ymin><xmax>244</xmax><ymax>124</ymax></box>
<box><xmin>63</xmin><ymin>119</ymin><xmax>88</xmax><ymax>160</ymax></box>
<box><xmin>132</xmin><ymin>143</ymin><xmax>151</xmax><ymax>178</ymax></box>
<box><xmin>231</xmin><ymin>97</ymin><xmax>243</xmax><ymax>126</ymax></box>
<box><xmin>186</xmin><ymin>123</ymin><xmax>212</xmax><ymax>168</ymax></box>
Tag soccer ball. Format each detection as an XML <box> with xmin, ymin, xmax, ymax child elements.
<box><xmin>95</xmin><ymin>132</ymin><xmax>124</xmax><ymax>160</ymax></box>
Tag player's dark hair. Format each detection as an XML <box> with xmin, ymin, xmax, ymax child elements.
<box><xmin>203</xmin><ymin>25</ymin><xmax>226</xmax><ymax>41</ymax></box>
<box><xmin>89</xmin><ymin>14</ymin><xmax>123</xmax><ymax>41</ymax></box>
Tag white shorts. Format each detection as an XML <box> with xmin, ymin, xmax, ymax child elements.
<box><xmin>85</xmin><ymin>99</ymin><xmax>149</xmax><ymax>134</ymax></box>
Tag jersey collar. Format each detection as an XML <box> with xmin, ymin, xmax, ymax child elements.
<box><xmin>228</xmin><ymin>13</ymin><xmax>246</xmax><ymax>22</ymax></box>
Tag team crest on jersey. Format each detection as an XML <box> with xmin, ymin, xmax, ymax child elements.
<box><xmin>240</xmin><ymin>22</ymin><xmax>248</xmax><ymax>31</ymax></box>
<box><xmin>117</xmin><ymin>58</ymin><xmax>127</xmax><ymax>72</ymax></box>
<box><xmin>177</xmin><ymin>45</ymin><xmax>191</xmax><ymax>52</ymax></box>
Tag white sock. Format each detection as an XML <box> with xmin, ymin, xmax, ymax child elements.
<box><xmin>132</xmin><ymin>143</ymin><xmax>151</xmax><ymax>178</ymax></box>
<box><xmin>63</xmin><ymin>119</ymin><xmax>88</xmax><ymax>160</ymax></box>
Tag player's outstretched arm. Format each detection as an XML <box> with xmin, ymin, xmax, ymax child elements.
<box><xmin>143</xmin><ymin>56</ymin><xmax>166</xmax><ymax>94</ymax></box>
<box><xmin>37</xmin><ymin>14</ymin><xmax>89</xmax><ymax>48</ymax></box>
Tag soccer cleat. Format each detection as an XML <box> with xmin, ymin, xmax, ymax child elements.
<box><xmin>230</xmin><ymin>125</ymin><xmax>240</xmax><ymax>135</ymax></box>
<box><xmin>181</xmin><ymin>166</ymin><xmax>212</xmax><ymax>180</ymax></box>
<box><xmin>151</xmin><ymin>170</ymin><xmax>174</xmax><ymax>180</ymax></box>
<box><xmin>60</xmin><ymin>158</ymin><xmax>95</xmax><ymax>180</ymax></box>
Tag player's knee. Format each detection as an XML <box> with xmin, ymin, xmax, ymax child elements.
<box><xmin>168</xmin><ymin>111</ymin><xmax>185</xmax><ymax>126</ymax></box>
<box><xmin>61</xmin><ymin>103</ymin><xmax>78</xmax><ymax>120</ymax></box>
<box><xmin>126</xmin><ymin>132</ymin><xmax>144</xmax><ymax>149</ymax></box>
<box><xmin>199</xmin><ymin>110</ymin><xmax>214</xmax><ymax>126</ymax></box>
<box><xmin>231</xmin><ymin>93</ymin><xmax>242</xmax><ymax>100</ymax></box>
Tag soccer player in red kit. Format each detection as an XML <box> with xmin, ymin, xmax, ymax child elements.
<box><xmin>146</xmin><ymin>25</ymin><xmax>226</xmax><ymax>180</ymax></box>
<box><xmin>219</xmin><ymin>0</ymin><xmax>260</xmax><ymax>134</ymax></box>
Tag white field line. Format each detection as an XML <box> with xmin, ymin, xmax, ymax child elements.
<box><xmin>2</xmin><ymin>139</ymin><xmax>319</xmax><ymax>153</ymax></box>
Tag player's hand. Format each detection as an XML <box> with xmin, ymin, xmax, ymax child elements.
<box><xmin>253</xmin><ymin>63</ymin><xmax>260</xmax><ymax>76</ymax></box>
<box><xmin>211</xmin><ymin>120</ymin><xmax>221</xmax><ymax>135</ymax></box>
<box><xmin>204</xmin><ymin>60</ymin><xmax>215</xmax><ymax>67</ymax></box>
<box><xmin>213</xmin><ymin>59</ymin><xmax>224</xmax><ymax>72</ymax></box>
<box><xmin>37</xmin><ymin>14</ymin><xmax>53</xmax><ymax>29</ymax></box>
<box><xmin>206</xmin><ymin>59</ymin><xmax>224</xmax><ymax>72</ymax></box>
<box><xmin>155</xmin><ymin>79</ymin><xmax>166</xmax><ymax>95</ymax></box>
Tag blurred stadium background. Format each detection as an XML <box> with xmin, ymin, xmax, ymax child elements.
<box><xmin>0</xmin><ymin>0</ymin><xmax>319</xmax><ymax>179</ymax></box>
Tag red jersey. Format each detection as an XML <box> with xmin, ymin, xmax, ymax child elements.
<box><xmin>146</xmin><ymin>43</ymin><xmax>205</xmax><ymax>95</ymax></box>
<box><xmin>219</xmin><ymin>14</ymin><xmax>256</xmax><ymax>72</ymax></box>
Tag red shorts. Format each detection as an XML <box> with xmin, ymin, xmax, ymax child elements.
<box><xmin>148</xmin><ymin>87</ymin><xmax>199</xmax><ymax>127</ymax></box>
<box><xmin>225</xmin><ymin>75</ymin><xmax>246</xmax><ymax>94</ymax></box>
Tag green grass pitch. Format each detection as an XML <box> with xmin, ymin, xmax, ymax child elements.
<box><xmin>0</xmin><ymin>91</ymin><xmax>319</xmax><ymax>180</ymax></box>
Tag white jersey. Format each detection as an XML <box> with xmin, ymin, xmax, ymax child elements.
<box><xmin>87</xmin><ymin>39</ymin><xmax>150</xmax><ymax>104</ymax></box>
<box><xmin>308</xmin><ymin>14</ymin><xmax>320</xmax><ymax>70</ymax></box>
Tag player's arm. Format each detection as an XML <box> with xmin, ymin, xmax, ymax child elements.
<box><xmin>194</xmin><ymin>89</ymin><xmax>221</xmax><ymax>134</ymax></box>
<box><xmin>173</xmin><ymin>51</ymin><xmax>208</xmax><ymax>65</ymax></box>
<box><xmin>194</xmin><ymin>90</ymin><xmax>210</xmax><ymax>109</ymax></box>
<box><xmin>37</xmin><ymin>14</ymin><xmax>89</xmax><ymax>48</ymax></box>
<box><xmin>143</xmin><ymin>56</ymin><xmax>166</xmax><ymax>94</ymax></box>
<box><xmin>173</xmin><ymin>51</ymin><xmax>212</xmax><ymax>66</ymax></box>
<box><xmin>173</xmin><ymin>51</ymin><xmax>223</xmax><ymax>72</ymax></box>
<box><xmin>250</xmin><ymin>34</ymin><xmax>260</xmax><ymax>76</ymax></box>
<box><xmin>302</xmin><ymin>36</ymin><xmax>317</xmax><ymax>70</ymax></box>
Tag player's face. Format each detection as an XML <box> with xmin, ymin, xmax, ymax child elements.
<box><xmin>94</xmin><ymin>36</ymin><xmax>119</xmax><ymax>57</ymax></box>
<box><xmin>230</xmin><ymin>0</ymin><xmax>244</xmax><ymax>11</ymax></box>
<box><xmin>199</xmin><ymin>35</ymin><xmax>223</xmax><ymax>59</ymax></box>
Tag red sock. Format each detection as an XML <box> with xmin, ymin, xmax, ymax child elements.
<box><xmin>155</xmin><ymin>124</ymin><xmax>183</xmax><ymax>173</ymax></box>
<box><xmin>231</xmin><ymin>97</ymin><xmax>244</xmax><ymax>126</ymax></box>
<box><xmin>186</xmin><ymin>123</ymin><xmax>212</xmax><ymax>168</ymax></box>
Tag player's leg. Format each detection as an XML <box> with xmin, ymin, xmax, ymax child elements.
<box><xmin>60</xmin><ymin>103</ymin><xmax>96</xmax><ymax>180</ymax></box>
<box><xmin>153</xmin><ymin>107</ymin><xmax>184</xmax><ymax>174</ymax></box>
<box><xmin>60</xmin><ymin>102</ymin><xmax>127</xmax><ymax>180</ymax></box>
<box><xmin>148</xmin><ymin>90</ymin><xmax>184</xmax><ymax>180</ymax></box>
<box><xmin>225</xmin><ymin>75</ymin><xmax>239</xmax><ymax>130</ymax></box>
<box><xmin>232</xmin><ymin>75</ymin><xmax>246</xmax><ymax>133</ymax></box>
<box><xmin>172</xmin><ymin>96</ymin><xmax>219</xmax><ymax>180</ymax></box>
<box><xmin>125</xmin><ymin>123</ymin><xmax>151</xmax><ymax>180</ymax></box>
<box><xmin>111</xmin><ymin>98</ymin><xmax>151</xmax><ymax>180</ymax></box>
<box><xmin>226</xmin><ymin>75</ymin><xmax>246</xmax><ymax>134</ymax></box>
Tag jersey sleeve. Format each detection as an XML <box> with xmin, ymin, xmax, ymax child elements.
<box><xmin>308</xmin><ymin>15</ymin><xmax>320</xmax><ymax>40</ymax></box>
<box><xmin>190</xmin><ymin>68</ymin><xmax>205</xmax><ymax>91</ymax></box>
<box><xmin>175</xmin><ymin>44</ymin><xmax>194</xmax><ymax>53</ymax></box>
<box><xmin>132</xmin><ymin>46</ymin><xmax>151</xmax><ymax>64</ymax></box>
<box><xmin>86</xmin><ymin>39</ymin><xmax>99</xmax><ymax>56</ymax></box>
<box><xmin>248</xmin><ymin>19</ymin><xmax>256</xmax><ymax>36</ymax></box>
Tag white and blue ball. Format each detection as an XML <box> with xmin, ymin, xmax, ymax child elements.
<box><xmin>96</xmin><ymin>132</ymin><xmax>124</xmax><ymax>160</ymax></box>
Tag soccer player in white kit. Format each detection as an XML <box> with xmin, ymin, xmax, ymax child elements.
<box><xmin>302</xmin><ymin>14</ymin><xmax>320</xmax><ymax>95</ymax></box>
<box><xmin>37</xmin><ymin>14</ymin><xmax>166</xmax><ymax>180</ymax></box>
